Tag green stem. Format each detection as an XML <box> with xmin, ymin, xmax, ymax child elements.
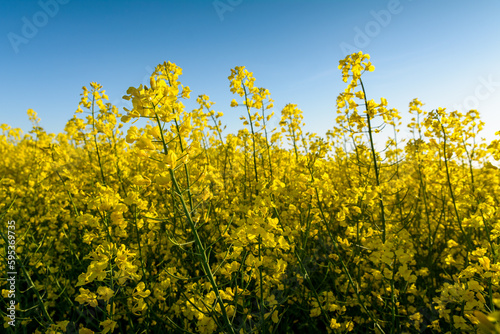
<box><xmin>359</xmin><ymin>78</ymin><xmax>386</xmax><ymax>243</ymax></box>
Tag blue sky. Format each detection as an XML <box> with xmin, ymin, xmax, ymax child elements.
<box><xmin>1</xmin><ymin>0</ymin><xmax>500</xmax><ymax>147</ymax></box>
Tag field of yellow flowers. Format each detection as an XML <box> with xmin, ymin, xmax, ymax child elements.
<box><xmin>2</xmin><ymin>52</ymin><xmax>500</xmax><ymax>333</ymax></box>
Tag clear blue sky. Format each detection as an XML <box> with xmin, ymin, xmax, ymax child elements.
<box><xmin>2</xmin><ymin>0</ymin><xmax>500</xmax><ymax>146</ymax></box>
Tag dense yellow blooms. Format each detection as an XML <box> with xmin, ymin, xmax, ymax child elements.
<box><xmin>1</xmin><ymin>52</ymin><xmax>500</xmax><ymax>333</ymax></box>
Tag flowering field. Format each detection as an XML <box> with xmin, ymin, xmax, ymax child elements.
<box><xmin>2</xmin><ymin>52</ymin><xmax>500</xmax><ymax>333</ymax></box>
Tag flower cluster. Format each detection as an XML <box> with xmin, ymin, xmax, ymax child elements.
<box><xmin>1</xmin><ymin>53</ymin><xmax>500</xmax><ymax>333</ymax></box>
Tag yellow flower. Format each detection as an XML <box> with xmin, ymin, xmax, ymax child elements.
<box><xmin>97</xmin><ymin>286</ymin><xmax>115</xmax><ymax>302</ymax></box>
<box><xmin>56</xmin><ymin>321</ymin><xmax>70</xmax><ymax>332</ymax></box>
<box><xmin>135</xmin><ymin>136</ymin><xmax>155</xmax><ymax>150</ymax></box>
<box><xmin>310</xmin><ymin>307</ymin><xmax>321</xmax><ymax>318</ymax></box>
<box><xmin>271</xmin><ymin>310</ymin><xmax>279</xmax><ymax>324</ymax></box>
<box><xmin>133</xmin><ymin>282</ymin><xmax>151</xmax><ymax>299</ymax></box>
<box><xmin>100</xmin><ymin>319</ymin><xmax>117</xmax><ymax>334</ymax></box>
<box><xmin>181</xmin><ymin>86</ymin><xmax>191</xmax><ymax>99</ymax></box>
<box><xmin>164</xmin><ymin>150</ymin><xmax>177</xmax><ymax>169</ymax></box>
<box><xmin>75</xmin><ymin>288</ymin><xmax>98</xmax><ymax>307</ymax></box>
<box><xmin>155</xmin><ymin>172</ymin><xmax>170</xmax><ymax>186</ymax></box>
<box><xmin>131</xmin><ymin>174</ymin><xmax>151</xmax><ymax>186</ymax></box>
<box><xmin>330</xmin><ymin>318</ymin><xmax>341</xmax><ymax>329</ymax></box>
<box><xmin>131</xmin><ymin>298</ymin><xmax>148</xmax><ymax>315</ymax></box>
